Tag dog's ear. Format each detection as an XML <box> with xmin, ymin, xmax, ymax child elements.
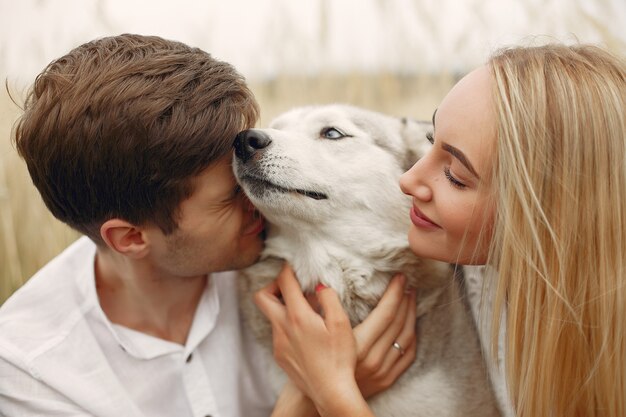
<box><xmin>399</xmin><ymin>117</ymin><xmax>433</xmax><ymax>171</ymax></box>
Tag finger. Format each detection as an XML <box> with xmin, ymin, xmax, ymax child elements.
<box><xmin>357</xmin><ymin>332</ymin><xmax>418</xmax><ymax>399</ymax></box>
<box><xmin>315</xmin><ymin>286</ymin><xmax>351</xmax><ymax>330</ymax></box>
<box><xmin>304</xmin><ymin>292</ymin><xmax>322</xmax><ymax>314</ymax></box>
<box><xmin>374</xmin><ymin>333</ymin><xmax>417</xmax><ymax>392</ymax></box>
<box><xmin>392</xmin><ymin>289</ymin><xmax>418</xmax><ymax>357</ymax></box>
<box><xmin>353</xmin><ymin>273</ymin><xmax>406</xmax><ymax>354</ymax></box>
<box><xmin>355</xmin><ymin>291</ymin><xmax>410</xmax><ymax>375</ymax></box>
<box><xmin>275</xmin><ymin>264</ymin><xmax>328</xmax><ymax>335</ymax></box>
<box><xmin>254</xmin><ymin>282</ymin><xmax>288</xmax><ymax>325</ymax></box>
<box><xmin>275</xmin><ymin>263</ymin><xmax>311</xmax><ymax>311</ymax></box>
<box><xmin>379</xmin><ymin>286</ymin><xmax>413</xmax><ymax>341</ymax></box>
<box><xmin>260</xmin><ymin>277</ymin><xmax>281</xmax><ymax>297</ymax></box>
<box><xmin>372</xmin><ymin>290</ymin><xmax>418</xmax><ymax>376</ymax></box>
<box><xmin>370</xmin><ymin>290</ymin><xmax>410</xmax><ymax>351</ymax></box>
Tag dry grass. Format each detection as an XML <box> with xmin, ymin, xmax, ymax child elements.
<box><xmin>0</xmin><ymin>73</ymin><xmax>453</xmax><ymax>304</ymax></box>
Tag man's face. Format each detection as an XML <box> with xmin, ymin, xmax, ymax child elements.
<box><xmin>145</xmin><ymin>154</ymin><xmax>265</xmax><ymax>279</ymax></box>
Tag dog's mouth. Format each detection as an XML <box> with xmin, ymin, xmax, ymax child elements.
<box><xmin>241</xmin><ymin>175</ymin><xmax>328</xmax><ymax>200</ymax></box>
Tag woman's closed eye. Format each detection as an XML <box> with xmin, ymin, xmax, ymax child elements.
<box><xmin>443</xmin><ymin>167</ymin><xmax>467</xmax><ymax>189</ymax></box>
<box><xmin>426</xmin><ymin>132</ymin><xmax>467</xmax><ymax>189</ymax></box>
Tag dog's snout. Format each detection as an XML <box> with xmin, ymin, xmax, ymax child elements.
<box><xmin>234</xmin><ymin>129</ymin><xmax>272</xmax><ymax>162</ymax></box>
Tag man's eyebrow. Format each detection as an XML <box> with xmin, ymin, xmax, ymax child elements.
<box><xmin>432</xmin><ymin>109</ymin><xmax>437</xmax><ymax>128</ymax></box>
<box><xmin>441</xmin><ymin>143</ymin><xmax>480</xmax><ymax>179</ymax></box>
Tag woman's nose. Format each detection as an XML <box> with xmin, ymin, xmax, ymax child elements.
<box><xmin>399</xmin><ymin>160</ymin><xmax>433</xmax><ymax>202</ymax></box>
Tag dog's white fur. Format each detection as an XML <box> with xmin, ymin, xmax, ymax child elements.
<box><xmin>234</xmin><ymin>104</ymin><xmax>500</xmax><ymax>416</ymax></box>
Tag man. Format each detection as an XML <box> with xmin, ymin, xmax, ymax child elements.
<box><xmin>0</xmin><ymin>34</ymin><xmax>273</xmax><ymax>416</ymax></box>
<box><xmin>0</xmin><ymin>34</ymin><xmax>413</xmax><ymax>417</ymax></box>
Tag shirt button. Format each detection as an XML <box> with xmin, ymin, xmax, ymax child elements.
<box><xmin>186</xmin><ymin>353</ymin><xmax>193</xmax><ymax>363</ymax></box>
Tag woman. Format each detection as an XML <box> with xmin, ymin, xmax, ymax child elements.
<box><xmin>256</xmin><ymin>44</ymin><xmax>626</xmax><ymax>417</ymax></box>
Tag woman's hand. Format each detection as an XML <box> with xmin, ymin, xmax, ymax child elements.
<box><xmin>353</xmin><ymin>274</ymin><xmax>417</xmax><ymax>398</ymax></box>
<box><xmin>254</xmin><ymin>263</ymin><xmax>417</xmax><ymax>415</ymax></box>
<box><xmin>254</xmin><ymin>263</ymin><xmax>360</xmax><ymax>410</ymax></box>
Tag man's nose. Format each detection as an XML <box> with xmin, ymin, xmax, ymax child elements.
<box><xmin>234</xmin><ymin>129</ymin><xmax>272</xmax><ymax>163</ymax></box>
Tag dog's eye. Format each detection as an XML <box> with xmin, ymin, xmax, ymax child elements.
<box><xmin>320</xmin><ymin>127</ymin><xmax>347</xmax><ymax>140</ymax></box>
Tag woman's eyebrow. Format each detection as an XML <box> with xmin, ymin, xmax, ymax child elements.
<box><xmin>441</xmin><ymin>143</ymin><xmax>480</xmax><ymax>179</ymax></box>
<box><xmin>431</xmin><ymin>108</ymin><xmax>480</xmax><ymax>179</ymax></box>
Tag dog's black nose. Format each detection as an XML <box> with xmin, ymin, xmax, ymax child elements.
<box><xmin>234</xmin><ymin>129</ymin><xmax>272</xmax><ymax>162</ymax></box>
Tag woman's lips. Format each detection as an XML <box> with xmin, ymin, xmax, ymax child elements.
<box><xmin>409</xmin><ymin>206</ymin><xmax>441</xmax><ymax>229</ymax></box>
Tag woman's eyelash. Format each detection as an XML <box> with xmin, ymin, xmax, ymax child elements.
<box><xmin>424</xmin><ymin>132</ymin><xmax>466</xmax><ymax>189</ymax></box>
<box><xmin>443</xmin><ymin>167</ymin><xmax>466</xmax><ymax>189</ymax></box>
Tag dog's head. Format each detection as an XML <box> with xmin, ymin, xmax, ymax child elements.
<box><xmin>234</xmin><ymin>105</ymin><xmax>448</xmax><ymax>321</ymax></box>
<box><xmin>233</xmin><ymin>104</ymin><xmax>431</xmax><ymax>230</ymax></box>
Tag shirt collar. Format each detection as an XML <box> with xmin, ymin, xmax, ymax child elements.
<box><xmin>78</xmin><ymin>242</ymin><xmax>221</xmax><ymax>360</ymax></box>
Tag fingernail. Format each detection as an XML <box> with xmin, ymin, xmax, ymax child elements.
<box><xmin>315</xmin><ymin>283</ymin><xmax>327</xmax><ymax>292</ymax></box>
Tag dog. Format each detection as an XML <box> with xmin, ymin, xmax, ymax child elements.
<box><xmin>234</xmin><ymin>104</ymin><xmax>501</xmax><ymax>416</ymax></box>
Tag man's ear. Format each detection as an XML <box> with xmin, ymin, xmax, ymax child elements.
<box><xmin>100</xmin><ymin>219</ymin><xmax>149</xmax><ymax>259</ymax></box>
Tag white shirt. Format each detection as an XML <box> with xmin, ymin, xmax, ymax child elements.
<box><xmin>0</xmin><ymin>237</ymin><xmax>276</xmax><ymax>417</ymax></box>
<box><xmin>463</xmin><ymin>265</ymin><xmax>514</xmax><ymax>417</ymax></box>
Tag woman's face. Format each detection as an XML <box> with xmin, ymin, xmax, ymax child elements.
<box><xmin>399</xmin><ymin>65</ymin><xmax>496</xmax><ymax>265</ymax></box>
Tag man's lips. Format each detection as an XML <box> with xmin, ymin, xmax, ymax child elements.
<box><xmin>409</xmin><ymin>205</ymin><xmax>441</xmax><ymax>229</ymax></box>
<box><xmin>243</xmin><ymin>214</ymin><xmax>265</xmax><ymax>236</ymax></box>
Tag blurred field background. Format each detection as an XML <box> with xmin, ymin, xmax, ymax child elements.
<box><xmin>1</xmin><ymin>0</ymin><xmax>625</xmax><ymax>304</ymax></box>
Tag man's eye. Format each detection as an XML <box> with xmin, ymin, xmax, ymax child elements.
<box><xmin>320</xmin><ymin>127</ymin><xmax>348</xmax><ymax>140</ymax></box>
<box><xmin>232</xmin><ymin>185</ymin><xmax>242</xmax><ymax>198</ymax></box>
<box><xmin>426</xmin><ymin>132</ymin><xmax>434</xmax><ymax>144</ymax></box>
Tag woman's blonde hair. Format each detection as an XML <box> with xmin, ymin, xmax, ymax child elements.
<box><xmin>487</xmin><ymin>44</ymin><xmax>626</xmax><ymax>416</ymax></box>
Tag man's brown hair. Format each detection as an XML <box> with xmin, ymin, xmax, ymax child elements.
<box><xmin>14</xmin><ymin>34</ymin><xmax>259</xmax><ymax>243</ymax></box>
